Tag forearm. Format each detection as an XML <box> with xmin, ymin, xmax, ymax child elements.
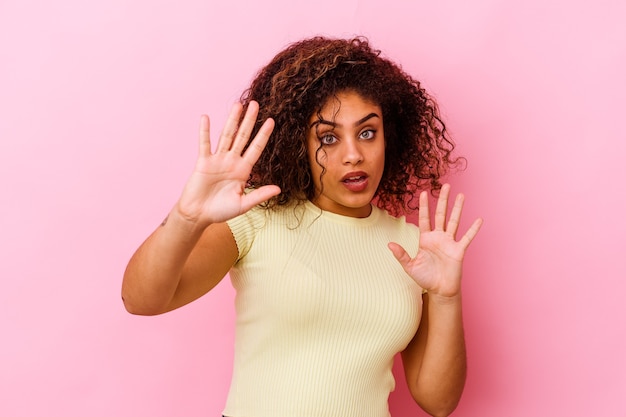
<box><xmin>121</xmin><ymin>207</ymin><xmax>208</xmax><ymax>315</ymax></box>
<box><xmin>414</xmin><ymin>293</ymin><xmax>467</xmax><ymax>416</ymax></box>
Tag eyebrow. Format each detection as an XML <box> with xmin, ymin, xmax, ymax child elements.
<box><xmin>309</xmin><ymin>112</ymin><xmax>380</xmax><ymax>128</ymax></box>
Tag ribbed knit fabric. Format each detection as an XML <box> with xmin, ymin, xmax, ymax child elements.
<box><xmin>223</xmin><ymin>201</ymin><xmax>423</xmax><ymax>417</ymax></box>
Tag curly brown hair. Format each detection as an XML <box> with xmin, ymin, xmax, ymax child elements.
<box><xmin>241</xmin><ymin>36</ymin><xmax>462</xmax><ymax>216</ymax></box>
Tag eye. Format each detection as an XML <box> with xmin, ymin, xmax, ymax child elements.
<box><xmin>359</xmin><ymin>129</ymin><xmax>376</xmax><ymax>140</ymax></box>
<box><xmin>319</xmin><ymin>133</ymin><xmax>338</xmax><ymax>145</ymax></box>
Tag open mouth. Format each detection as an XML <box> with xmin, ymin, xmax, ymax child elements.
<box><xmin>341</xmin><ymin>172</ymin><xmax>369</xmax><ymax>192</ymax></box>
<box><xmin>342</xmin><ymin>175</ymin><xmax>367</xmax><ymax>183</ymax></box>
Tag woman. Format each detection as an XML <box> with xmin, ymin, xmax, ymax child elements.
<box><xmin>122</xmin><ymin>36</ymin><xmax>482</xmax><ymax>417</ymax></box>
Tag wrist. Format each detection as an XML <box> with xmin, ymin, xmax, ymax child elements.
<box><xmin>166</xmin><ymin>204</ymin><xmax>212</xmax><ymax>236</ymax></box>
<box><xmin>426</xmin><ymin>291</ymin><xmax>462</xmax><ymax>307</ymax></box>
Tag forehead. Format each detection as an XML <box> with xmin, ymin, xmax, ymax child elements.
<box><xmin>310</xmin><ymin>90</ymin><xmax>382</xmax><ymax>122</ymax></box>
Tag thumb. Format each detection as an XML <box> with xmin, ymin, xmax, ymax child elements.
<box><xmin>388</xmin><ymin>242</ymin><xmax>412</xmax><ymax>267</ymax></box>
<box><xmin>240</xmin><ymin>185</ymin><xmax>282</xmax><ymax>212</ymax></box>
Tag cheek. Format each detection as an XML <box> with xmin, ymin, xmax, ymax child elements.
<box><xmin>308</xmin><ymin>146</ymin><xmax>328</xmax><ymax>171</ymax></box>
<box><xmin>370</xmin><ymin>146</ymin><xmax>385</xmax><ymax>168</ymax></box>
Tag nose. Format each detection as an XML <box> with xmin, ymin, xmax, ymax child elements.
<box><xmin>342</xmin><ymin>138</ymin><xmax>363</xmax><ymax>165</ymax></box>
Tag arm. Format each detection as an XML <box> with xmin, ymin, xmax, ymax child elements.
<box><xmin>122</xmin><ymin>218</ymin><xmax>237</xmax><ymax>315</ymax></box>
<box><xmin>400</xmin><ymin>293</ymin><xmax>466</xmax><ymax>416</ymax></box>
<box><xmin>122</xmin><ymin>101</ymin><xmax>280</xmax><ymax>315</ymax></box>
<box><xmin>388</xmin><ymin>184</ymin><xmax>482</xmax><ymax>416</ymax></box>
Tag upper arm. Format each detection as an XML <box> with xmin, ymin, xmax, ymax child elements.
<box><xmin>165</xmin><ymin>222</ymin><xmax>239</xmax><ymax>312</ymax></box>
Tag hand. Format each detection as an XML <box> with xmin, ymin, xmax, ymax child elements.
<box><xmin>388</xmin><ymin>184</ymin><xmax>482</xmax><ymax>300</ymax></box>
<box><xmin>175</xmin><ymin>101</ymin><xmax>280</xmax><ymax>226</ymax></box>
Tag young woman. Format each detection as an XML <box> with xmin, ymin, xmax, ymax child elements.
<box><xmin>122</xmin><ymin>37</ymin><xmax>482</xmax><ymax>417</ymax></box>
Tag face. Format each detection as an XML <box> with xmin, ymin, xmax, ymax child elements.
<box><xmin>307</xmin><ymin>90</ymin><xmax>385</xmax><ymax>218</ymax></box>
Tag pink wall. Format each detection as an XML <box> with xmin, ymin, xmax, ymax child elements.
<box><xmin>1</xmin><ymin>1</ymin><xmax>625</xmax><ymax>416</ymax></box>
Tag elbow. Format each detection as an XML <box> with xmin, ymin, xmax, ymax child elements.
<box><xmin>411</xmin><ymin>385</ymin><xmax>464</xmax><ymax>417</ymax></box>
<box><xmin>122</xmin><ymin>296</ymin><xmax>149</xmax><ymax>316</ymax></box>
<box><xmin>419</xmin><ymin>400</ymin><xmax>461</xmax><ymax>417</ymax></box>
<box><xmin>121</xmin><ymin>275</ymin><xmax>171</xmax><ymax>316</ymax></box>
<box><xmin>123</xmin><ymin>301</ymin><xmax>164</xmax><ymax>316</ymax></box>
<box><xmin>121</xmin><ymin>293</ymin><xmax>167</xmax><ymax>316</ymax></box>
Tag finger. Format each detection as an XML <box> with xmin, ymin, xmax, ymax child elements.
<box><xmin>459</xmin><ymin>217</ymin><xmax>483</xmax><ymax>250</ymax></box>
<box><xmin>198</xmin><ymin>114</ymin><xmax>211</xmax><ymax>157</ymax></box>
<box><xmin>434</xmin><ymin>183</ymin><xmax>450</xmax><ymax>231</ymax></box>
<box><xmin>387</xmin><ymin>242</ymin><xmax>412</xmax><ymax>270</ymax></box>
<box><xmin>231</xmin><ymin>101</ymin><xmax>260</xmax><ymax>155</ymax></box>
<box><xmin>242</xmin><ymin>117</ymin><xmax>275</xmax><ymax>165</ymax></box>
<box><xmin>418</xmin><ymin>190</ymin><xmax>431</xmax><ymax>232</ymax></box>
<box><xmin>216</xmin><ymin>102</ymin><xmax>244</xmax><ymax>152</ymax></box>
<box><xmin>240</xmin><ymin>185</ymin><xmax>282</xmax><ymax>212</ymax></box>
<box><xmin>446</xmin><ymin>192</ymin><xmax>464</xmax><ymax>239</ymax></box>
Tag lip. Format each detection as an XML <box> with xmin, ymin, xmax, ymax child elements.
<box><xmin>340</xmin><ymin>171</ymin><xmax>369</xmax><ymax>192</ymax></box>
<box><xmin>340</xmin><ymin>171</ymin><xmax>368</xmax><ymax>182</ymax></box>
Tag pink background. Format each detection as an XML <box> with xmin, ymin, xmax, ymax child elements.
<box><xmin>1</xmin><ymin>0</ymin><xmax>625</xmax><ymax>416</ymax></box>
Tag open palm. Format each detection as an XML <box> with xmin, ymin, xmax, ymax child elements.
<box><xmin>388</xmin><ymin>184</ymin><xmax>482</xmax><ymax>298</ymax></box>
<box><xmin>176</xmin><ymin>101</ymin><xmax>281</xmax><ymax>227</ymax></box>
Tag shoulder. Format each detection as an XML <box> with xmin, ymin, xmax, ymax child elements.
<box><xmin>372</xmin><ymin>206</ymin><xmax>420</xmax><ymax>254</ymax></box>
<box><xmin>226</xmin><ymin>203</ymin><xmax>305</xmax><ymax>259</ymax></box>
<box><xmin>226</xmin><ymin>206</ymin><xmax>267</xmax><ymax>259</ymax></box>
<box><xmin>373</xmin><ymin>206</ymin><xmax>419</xmax><ymax>232</ymax></box>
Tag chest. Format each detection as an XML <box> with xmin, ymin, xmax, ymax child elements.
<box><xmin>231</xmin><ymin>221</ymin><xmax>422</xmax><ymax>349</ymax></box>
